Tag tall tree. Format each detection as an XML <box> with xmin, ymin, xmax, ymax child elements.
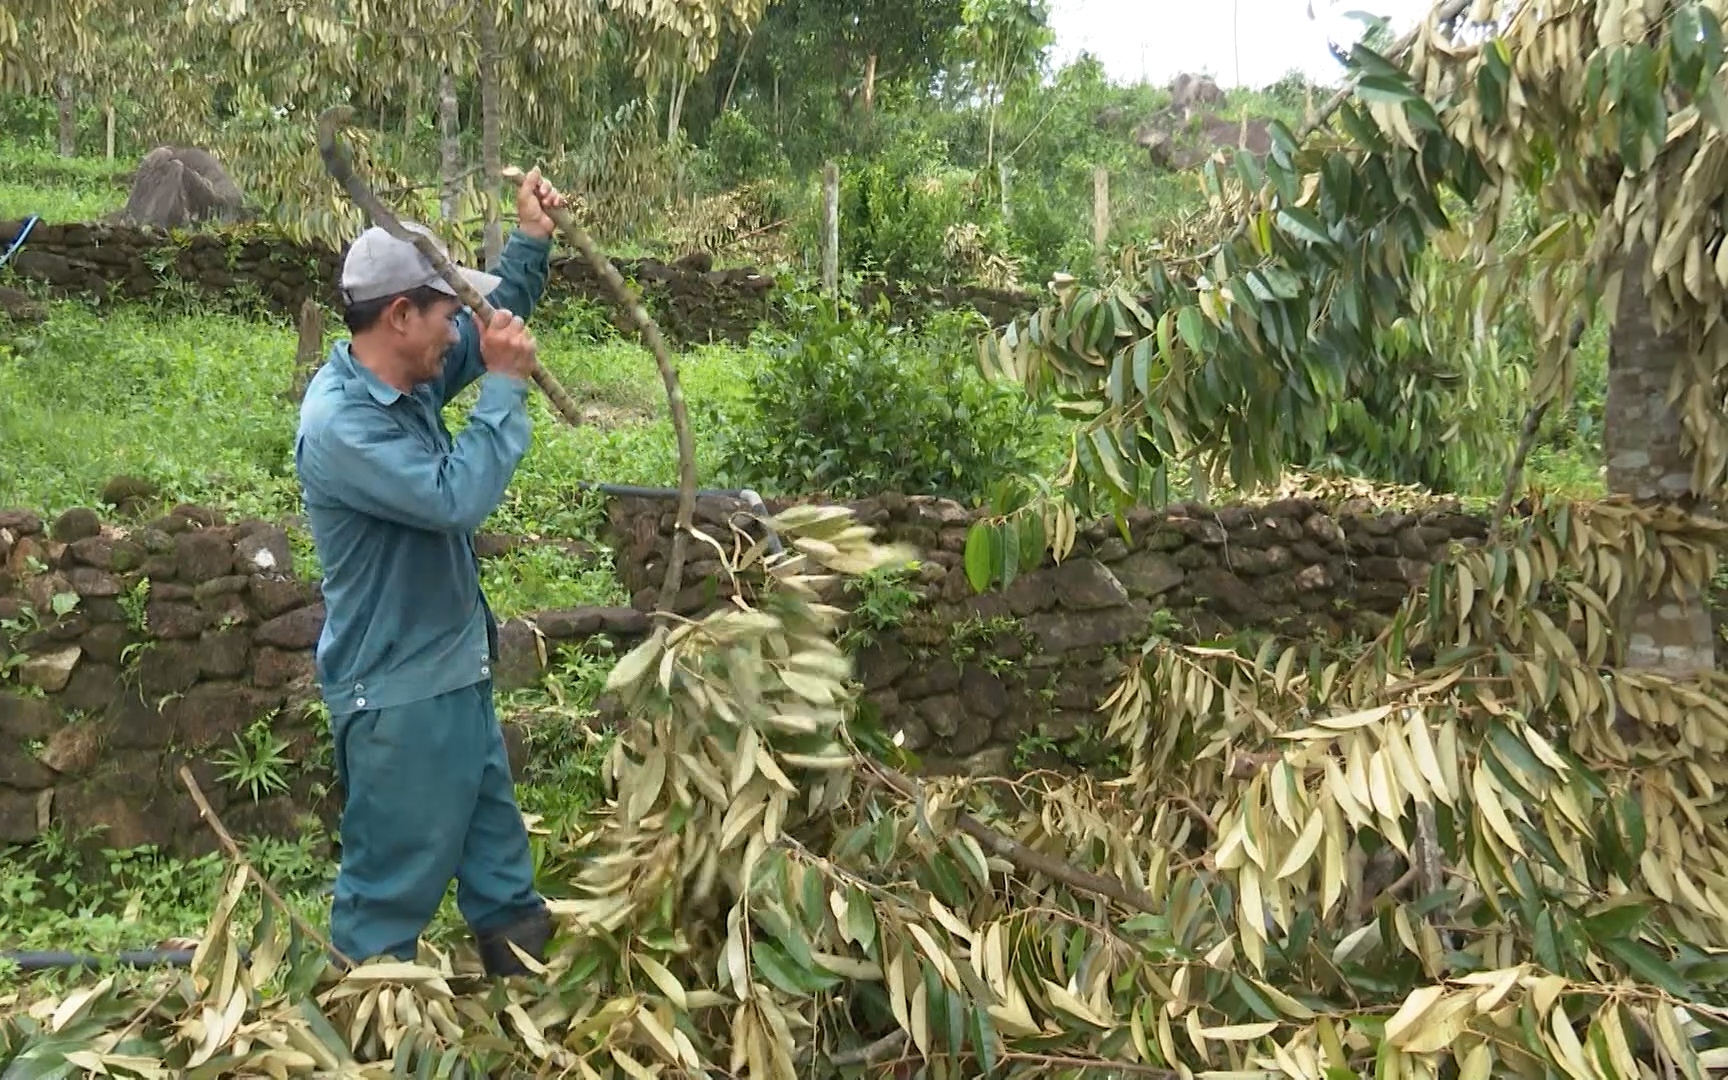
<box><xmin>975</xmin><ymin>0</ymin><xmax>1727</xmax><ymax>668</ymax></box>
<box><xmin>952</xmin><ymin>0</ymin><xmax>1053</xmax><ymax>167</ymax></box>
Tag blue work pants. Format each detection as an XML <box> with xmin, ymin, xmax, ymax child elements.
<box><xmin>327</xmin><ymin>679</ymin><xmax>543</xmax><ymax>962</ymax></box>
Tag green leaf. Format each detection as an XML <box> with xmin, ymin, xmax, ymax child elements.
<box><xmin>1277</xmin><ymin>207</ymin><xmax>1333</xmax><ymax>247</ymax></box>
<box><xmin>1602</xmin><ymin>937</ymin><xmax>1693</xmax><ymax>999</ymax></box>
<box><xmin>1132</xmin><ymin>337</ymin><xmax>1155</xmax><ymax>401</ymax></box>
<box><xmin>1176</xmin><ymin>306</ymin><xmax>1207</xmax><ymax>353</ymax></box>
<box><xmin>1230</xmin><ymin>973</ymin><xmax>1282</xmax><ymax>1023</ymax></box>
<box><xmin>753</xmin><ymin>938</ymin><xmax>835</xmax><ymax>995</ymax></box>
<box><xmin>1582</xmin><ymin>900</ymin><xmax>1652</xmax><ymax>942</ymax></box>
<box><xmin>970</xmin><ymin>1003</ymin><xmax>1000</xmax><ymax>1074</ymax></box>
<box><xmin>844</xmin><ymin>886</ymin><xmax>878</xmax><ymax>952</ymax></box>
<box><xmin>1087</xmin><ymin>427</ymin><xmax>1134</xmax><ymax>499</ymax></box>
<box><xmin>1356</xmin><ymin>73</ymin><xmax>1419</xmax><ymax>105</ymax></box>
<box><xmin>996</xmin><ymin>521</ymin><xmax>1020</xmax><ymax>589</ymax></box>
<box><xmin>963</xmin><ymin>523</ymin><xmax>996</xmax><ymax>593</ymax></box>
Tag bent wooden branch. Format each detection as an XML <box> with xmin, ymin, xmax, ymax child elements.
<box><xmin>501</xmin><ymin>164</ymin><xmax>698</xmax><ymax>611</ymax></box>
<box><xmin>314</xmin><ymin>106</ymin><xmax>587</xmax><ymax>430</ymax></box>
<box><xmin>868</xmin><ymin>760</ymin><xmax>1162</xmax><ymax>916</ymax></box>
<box><xmin>179</xmin><ymin>764</ymin><xmax>356</xmax><ymax>973</ymax></box>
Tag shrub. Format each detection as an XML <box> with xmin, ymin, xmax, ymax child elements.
<box><xmin>711</xmin><ymin>292</ymin><xmax>1052</xmax><ymax>502</ymax></box>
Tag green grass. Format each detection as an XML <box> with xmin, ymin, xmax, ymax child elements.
<box><xmin>0</xmin><ymin>651</ymin><xmax>617</xmax><ymax>977</ymax></box>
<box><xmin>1</xmin><ymin>291</ymin><xmax>754</xmax><ymax>502</ymax></box>
<box><xmin>0</xmin><ymin>139</ymin><xmax>130</xmax><ymax>222</ymax></box>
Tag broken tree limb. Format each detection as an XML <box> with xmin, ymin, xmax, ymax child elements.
<box><xmin>868</xmin><ymin>761</ymin><xmax>1162</xmax><ymax>916</ymax></box>
<box><xmin>179</xmin><ymin>765</ymin><xmax>356</xmax><ymax>973</ymax></box>
<box><xmin>314</xmin><ymin>106</ymin><xmax>588</xmax><ymax>430</ymax></box>
<box><xmin>501</xmin><ymin>165</ymin><xmax>699</xmax><ymax>612</ymax></box>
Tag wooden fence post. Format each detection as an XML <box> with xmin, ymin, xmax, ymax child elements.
<box><xmin>822</xmin><ymin>161</ymin><xmax>840</xmax><ymax>298</ymax></box>
<box><xmin>1092</xmin><ymin>166</ymin><xmax>1110</xmax><ymax>255</ymax></box>
<box><xmin>288</xmin><ymin>298</ymin><xmax>325</xmax><ymax>403</ymax></box>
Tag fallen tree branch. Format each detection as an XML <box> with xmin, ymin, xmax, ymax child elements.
<box><xmin>502</xmin><ymin>165</ymin><xmax>699</xmax><ymax>611</ymax></box>
<box><xmin>1299</xmin><ymin>0</ymin><xmax>1473</xmax><ymax>141</ymax></box>
<box><xmin>871</xmin><ymin>763</ymin><xmax>1161</xmax><ymax>916</ymax></box>
<box><xmin>314</xmin><ymin>107</ymin><xmax>588</xmax><ymax>431</ymax></box>
<box><xmin>178</xmin><ymin>764</ymin><xmax>355</xmax><ymax>972</ymax></box>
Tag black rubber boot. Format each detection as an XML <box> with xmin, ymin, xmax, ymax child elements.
<box><xmin>474</xmin><ymin>905</ymin><xmax>554</xmax><ymax>978</ymax></box>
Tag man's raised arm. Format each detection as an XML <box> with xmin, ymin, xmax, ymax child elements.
<box><xmin>438</xmin><ymin>169</ymin><xmax>566</xmax><ymax>405</ymax></box>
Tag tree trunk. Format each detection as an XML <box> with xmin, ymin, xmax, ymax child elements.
<box><xmin>289</xmin><ymin>298</ymin><xmax>325</xmax><ymax>403</ymax></box>
<box><xmin>1604</xmin><ymin>245</ymin><xmax>1717</xmax><ymax>676</ymax></box>
<box><xmin>667</xmin><ymin>75</ymin><xmax>687</xmax><ymax>145</ymax></box>
<box><xmin>55</xmin><ymin>72</ymin><xmax>75</xmax><ymax>157</ymax></box>
<box><xmin>719</xmin><ymin>31</ymin><xmax>753</xmax><ymax>117</ymax></box>
<box><xmin>439</xmin><ymin>65</ymin><xmax>461</xmax><ymax>222</ymax></box>
<box><xmin>863</xmin><ymin>53</ymin><xmax>878</xmax><ymax>113</ymax></box>
<box><xmin>478</xmin><ymin>7</ymin><xmax>504</xmax><ymax>263</ymax></box>
<box><xmin>985</xmin><ymin>89</ymin><xmax>998</xmax><ymax>168</ymax></box>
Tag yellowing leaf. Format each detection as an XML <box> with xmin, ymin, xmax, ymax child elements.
<box><xmin>1276</xmin><ymin>809</ymin><xmax>1325</xmax><ymax>880</ymax></box>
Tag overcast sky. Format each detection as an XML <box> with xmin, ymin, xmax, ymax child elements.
<box><xmin>1047</xmin><ymin>0</ymin><xmax>1439</xmax><ymax>88</ymax></box>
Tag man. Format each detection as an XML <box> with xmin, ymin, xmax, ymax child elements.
<box><xmin>294</xmin><ymin>169</ymin><xmax>567</xmax><ymax>974</ymax></box>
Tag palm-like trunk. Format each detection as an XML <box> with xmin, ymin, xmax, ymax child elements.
<box><xmin>439</xmin><ymin>66</ymin><xmax>461</xmax><ymax>222</ymax></box>
<box><xmin>55</xmin><ymin>72</ymin><xmax>75</xmax><ymax>157</ymax></box>
<box><xmin>1604</xmin><ymin>245</ymin><xmax>1717</xmax><ymax>675</ymax></box>
<box><xmin>478</xmin><ymin>7</ymin><xmax>503</xmax><ymax>264</ymax></box>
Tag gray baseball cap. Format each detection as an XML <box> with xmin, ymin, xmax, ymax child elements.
<box><xmin>339</xmin><ymin>221</ymin><xmax>501</xmax><ymax>305</ymax></box>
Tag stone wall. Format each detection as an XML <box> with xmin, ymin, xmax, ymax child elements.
<box><xmin>0</xmin><ymin>502</ymin><xmax>647</xmax><ymax>855</ymax></box>
<box><xmin>600</xmin><ymin>492</ymin><xmax>1492</xmax><ymax>775</ymax></box>
<box><xmin>0</xmin><ymin>219</ymin><xmax>1039</xmax><ymax>343</ymax></box>
<box><xmin>0</xmin><ymin>490</ymin><xmax>1492</xmax><ymax>857</ymax></box>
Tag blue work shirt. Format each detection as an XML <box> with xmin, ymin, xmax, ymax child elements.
<box><xmin>294</xmin><ymin>229</ymin><xmax>553</xmax><ymax>717</ymax></box>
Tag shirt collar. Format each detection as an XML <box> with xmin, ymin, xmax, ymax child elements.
<box><xmin>333</xmin><ymin>340</ymin><xmax>407</xmax><ymax>407</ymax></box>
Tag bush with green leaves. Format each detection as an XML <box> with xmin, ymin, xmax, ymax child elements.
<box><xmin>711</xmin><ymin>292</ymin><xmax>1054</xmax><ymax>502</ymax></box>
<box><xmin>833</xmin><ymin>136</ymin><xmax>982</xmax><ymax>282</ymax></box>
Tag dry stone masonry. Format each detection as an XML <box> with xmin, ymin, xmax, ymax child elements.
<box><xmin>0</xmin><ymin>499</ymin><xmax>646</xmax><ymax>856</ymax></box>
<box><xmin>602</xmin><ymin>492</ymin><xmax>1492</xmax><ymax>777</ymax></box>
<box><xmin>1</xmin><ymin>487</ymin><xmax>1492</xmax><ymax>857</ymax></box>
<box><xmin>0</xmin><ymin>219</ymin><xmax>1038</xmax><ymax>342</ymax></box>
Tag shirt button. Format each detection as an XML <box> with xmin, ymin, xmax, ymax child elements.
<box><xmin>356</xmin><ymin>697</ymin><xmax>367</xmax><ymax>708</ymax></box>
<box><xmin>480</xmin><ymin>665</ymin><xmax>490</xmax><ymax>676</ymax></box>
<box><xmin>354</xmin><ymin>682</ymin><xmax>365</xmax><ymax>692</ymax></box>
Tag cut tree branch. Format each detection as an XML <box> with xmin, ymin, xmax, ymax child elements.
<box><xmin>1299</xmin><ymin>0</ymin><xmax>1473</xmax><ymax>141</ymax></box>
<box><xmin>871</xmin><ymin>763</ymin><xmax>1161</xmax><ymax>915</ymax></box>
<box><xmin>178</xmin><ymin>765</ymin><xmax>355</xmax><ymax>972</ymax></box>
<box><xmin>314</xmin><ymin>107</ymin><xmax>588</xmax><ymax>430</ymax></box>
<box><xmin>501</xmin><ymin>165</ymin><xmax>699</xmax><ymax>611</ymax></box>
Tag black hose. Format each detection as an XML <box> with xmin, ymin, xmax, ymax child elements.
<box><xmin>1</xmin><ymin>948</ymin><xmax>205</xmax><ymax>971</ymax></box>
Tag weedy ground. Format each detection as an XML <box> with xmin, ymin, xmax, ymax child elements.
<box><xmin>0</xmin><ymin>147</ymin><xmax>1616</xmax><ymax>990</ymax></box>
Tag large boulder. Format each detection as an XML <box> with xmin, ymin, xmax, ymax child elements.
<box><xmin>1169</xmin><ymin>73</ymin><xmax>1226</xmax><ymax>114</ymax></box>
<box><xmin>1133</xmin><ymin>74</ymin><xmax>1273</xmax><ymax>172</ymax></box>
<box><xmin>116</xmin><ymin>147</ymin><xmax>249</xmax><ymax>230</ymax></box>
<box><xmin>0</xmin><ymin>284</ymin><xmax>45</xmax><ymax>323</ymax></box>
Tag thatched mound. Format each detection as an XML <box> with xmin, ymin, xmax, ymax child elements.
<box><xmin>116</xmin><ymin>146</ymin><xmax>249</xmax><ymax>230</ymax></box>
<box><xmin>1133</xmin><ymin>73</ymin><xmax>1273</xmax><ymax>171</ymax></box>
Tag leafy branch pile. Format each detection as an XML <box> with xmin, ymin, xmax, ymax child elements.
<box><xmin>7</xmin><ymin>492</ymin><xmax>1728</xmax><ymax>1077</ymax></box>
